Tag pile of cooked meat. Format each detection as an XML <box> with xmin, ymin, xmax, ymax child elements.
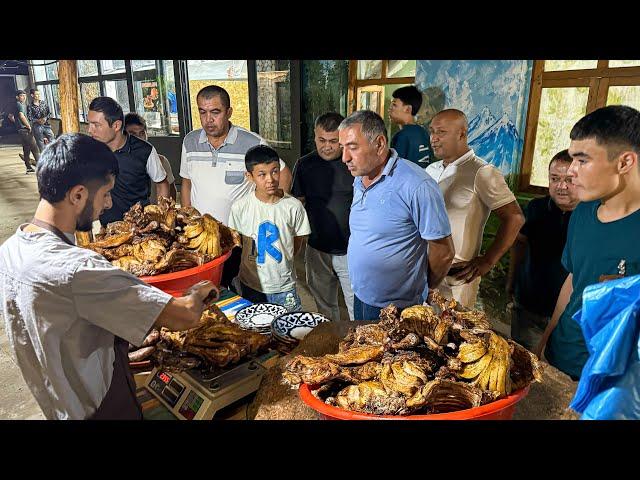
<box><xmin>282</xmin><ymin>290</ymin><xmax>543</xmax><ymax>416</ymax></box>
<box><xmin>81</xmin><ymin>197</ymin><xmax>241</xmax><ymax>277</ymax></box>
<box><xmin>129</xmin><ymin>304</ymin><xmax>270</xmax><ymax>371</ymax></box>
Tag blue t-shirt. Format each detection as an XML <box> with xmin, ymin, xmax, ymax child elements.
<box><xmin>391</xmin><ymin>124</ymin><xmax>431</xmax><ymax>166</ymax></box>
<box><xmin>546</xmin><ymin>200</ymin><xmax>640</xmax><ymax>379</ymax></box>
<box><xmin>347</xmin><ymin>150</ymin><xmax>451</xmax><ymax>308</ymax></box>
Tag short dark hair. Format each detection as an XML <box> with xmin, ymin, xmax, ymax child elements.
<box><xmin>37</xmin><ymin>133</ymin><xmax>119</xmax><ymax>203</ymax></box>
<box><xmin>570</xmin><ymin>105</ymin><xmax>640</xmax><ymax>157</ymax></box>
<box><xmin>29</xmin><ymin>88</ymin><xmax>36</xmax><ymax>95</ymax></box>
<box><xmin>245</xmin><ymin>145</ymin><xmax>280</xmax><ymax>173</ymax></box>
<box><xmin>314</xmin><ymin>112</ymin><xmax>345</xmax><ymax>132</ymax></box>
<box><xmin>89</xmin><ymin>96</ymin><xmax>124</xmax><ymax>132</ymax></box>
<box><xmin>392</xmin><ymin>85</ymin><xmax>423</xmax><ymax>116</ymax></box>
<box><xmin>549</xmin><ymin>149</ymin><xmax>572</xmax><ymax>169</ymax></box>
<box><xmin>124</xmin><ymin>112</ymin><xmax>147</xmax><ymax>130</ymax></box>
<box><xmin>196</xmin><ymin>85</ymin><xmax>231</xmax><ymax>109</ymax></box>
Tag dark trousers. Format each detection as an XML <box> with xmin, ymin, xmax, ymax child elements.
<box><xmin>353</xmin><ymin>294</ymin><xmax>382</xmax><ymax>321</ymax></box>
<box><xmin>221</xmin><ymin>247</ymin><xmax>242</xmax><ymax>292</ymax></box>
<box><xmin>17</xmin><ymin>128</ymin><xmax>39</xmax><ymax>168</ymax></box>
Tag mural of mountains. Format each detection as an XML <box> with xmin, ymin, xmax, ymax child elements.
<box><xmin>468</xmin><ymin>107</ymin><xmax>523</xmax><ymax>175</ymax></box>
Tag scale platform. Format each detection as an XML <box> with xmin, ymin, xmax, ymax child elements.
<box><xmin>144</xmin><ymin>350</ymin><xmax>278</xmax><ymax>420</ymax></box>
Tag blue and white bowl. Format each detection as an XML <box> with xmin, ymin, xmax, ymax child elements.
<box><xmin>271</xmin><ymin>311</ymin><xmax>331</xmax><ymax>343</ymax></box>
<box><xmin>235</xmin><ymin>303</ymin><xmax>288</xmax><ymax>332</ymax></box>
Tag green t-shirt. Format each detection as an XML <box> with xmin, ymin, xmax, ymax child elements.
<box><xmin>14</xmin><ymin>101</ymin><xmax>29</xmax><ymax>130</ymax></box>
<box><xmin>391</xmin><ymin>124</ymin><xmax>431</xmax><ymax>166</ymax></box>
<box><xmin>546</xmin><ymin>200</ymin><xmax>640</xmax><ymax>379</ymax></box>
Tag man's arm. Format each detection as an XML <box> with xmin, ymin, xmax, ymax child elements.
<box><xmin>293</xmin><ymin>235</ymin><xmax>307</xmax><ymax>256</ymax></box>
<box><xmin>455</xmin><ymin>200</ymin><xmax>525</xmax><ymax>283</ymax></box>
<box><xmin>280</xmin><ymin>165</ymin><xmax>293</xmax><ymax>193</ymax></box>
<box><xmin>155</xmin><ymin>179</ymin><xmax>170</xmax><ymax>200</ymax></box>
<box><xmin>180</xmin><ymin>178</ymin><xmax>191</xmax><ymax>207</ymax></box>
<box><xmin>506</xmin><ymin>233</ymin><xmax>528</xmax><ymax>296</ymax></box>
<box><xmin>535</xmin><ymin>273</ymin><xmax>573</xmax><ymax>358</ymax></box>
<box><xmin>427</xmin><ymin>235</ymin><xmax>455</xmax><ymax>289</ymax></box>
<box><xmin>18</xmin><ymin>111</ymin><xmax>31</xmax><ymax>130</ymax></box>
<box><xmin>154</xmin><ymin>281</ymin><xmax>219</xmax><ymax>331</ymax></box>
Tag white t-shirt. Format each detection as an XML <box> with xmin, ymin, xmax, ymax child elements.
<box><xmin>228</xmin><ymin>192</ymin><xmax>311</xmax><ymax>294</ymax></box>
<box><xmin>150</xmin><ymin>154</ymin><xmax>175</xmax><ymax>203</ymax></box>
<box><xmin>426</xmin><ymin>149</ymin><xmax>516</xmax><ymax>262</ymax></box>
<box><xmin>146</xmin><ymin>146</ymin><xmax>168</xmax><ymax>183</ymax></box>
<box><xmin>0</xmin><ymin>226</ymin><xmax>172</xmax><ymax>420</ymax></box>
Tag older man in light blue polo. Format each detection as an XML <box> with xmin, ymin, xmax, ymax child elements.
<box><xmin>339</xmin><ymin>110</ymin><xmax>455</xmax><ymax>321</ymax></box>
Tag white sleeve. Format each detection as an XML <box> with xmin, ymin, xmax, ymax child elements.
<box><xmin>159</xmin><ymin>155</ymin><xmax>175</xmax><ymax>184</ymax></box>
<box><xmin>293</xmin><ymin>200</ymin><xmax>311</xmax><ymax>236</ymax></box>
<box><xmin>146</xmin><ymin>147</ymin><xmax>168</xmax><ymax>183</ymax></box>
<box><xmin>474</xmin><ymin>164</ymin><xmax>516</xmax><ymax>211</ymax></box>
<box><xmin>179</xmin><ymin>143</ymin><xmax>190</xmax><ymax>179</ymax></box>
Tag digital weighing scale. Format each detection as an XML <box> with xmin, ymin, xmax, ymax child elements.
<box><xmin>144</xmin><ymin>350</ymin><xmax>278</xmax><ymax>420</ymax></box>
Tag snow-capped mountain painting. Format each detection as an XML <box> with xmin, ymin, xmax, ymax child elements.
<box><xmin>415</xmin><ymin>61</ymin><xmax>533</xmax><ymax>177</ymax></box>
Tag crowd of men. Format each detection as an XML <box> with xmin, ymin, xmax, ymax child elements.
<box><xmin>2</xmin><ymin>82</ymin><xmax>639</xmax><ymax>419</ymax></box>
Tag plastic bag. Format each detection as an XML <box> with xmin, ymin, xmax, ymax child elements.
<box><xmin>569</xmin><ymin>274</ymin><xmax>640</xmax><ymax>420</ymax></box>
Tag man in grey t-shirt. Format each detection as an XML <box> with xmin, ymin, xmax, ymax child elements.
<box><xmin>0</xmin><ymin>133</ymin><xmax>218</xmax><ymax>420</ymax></box>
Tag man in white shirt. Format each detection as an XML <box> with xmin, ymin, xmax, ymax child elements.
<box><xmin>180</xmin><ymin>85</ymin><xmax>293</xmax><ymax>289</ymax></box>
<box><xmin>426</xmin><ymin>109</ymin><xmax>524</xmax><ymax>308</ymax></box>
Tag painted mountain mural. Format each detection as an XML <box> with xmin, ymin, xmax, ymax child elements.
<box><xmin>416</xmin><ymin>60</ymin><xmax>533</xmax><ymax>180</ymax></box>
<box><xmin>468</xmin><ymin>109</ymin><xmax>523</xmax><ymax>175</ymax></box>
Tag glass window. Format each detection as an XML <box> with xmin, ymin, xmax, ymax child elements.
<box><xmin>103</xmin><ymin>80</ymin><xmax>130</xmax><ymax>113</ymax></box>
<box><xmin>607</xmin><ymin>85</ymin><xmax>640</xmax><ymax>110</ymax></box>
<box><xmin>357</xmin><ymin>60</ymin><xmax>382</xmax><ymax>80</ymax></box>
<box><xmin>45</xmin><ymin>60</ymin><xmax>58</xmax><ymax>80</ymax></box>
<box><xmin>32</xmin><ymin>60</ymin><xmax>47</xmax><ymax>82</ymax></box>
<box><xmin>387</xmin><ymin>60</ymin><xmax>416</xmax><ymax>78</ymax></box>
<box><xmin>544</xmin><ymin>60</ymin><xmax>598</xmax><ymax>72</ymax></box>
<box><xmin>100</xmin><ymin>60</ymin><xmax>126</xmax><ymax>75</ymax></box>
<box><xmin>530</xmin><ymin>87</ymin><xmax>589</xmax><ymax>187</ymax></box>
<box><xmin>256</xmin><ymin>60</ymin><xmax>291</xmax><ymax>148</ymax></box>
<box><xmin>50</xmin><ymin>84</ymin><xmax>61</xmax><ymax>118</ymax></box>
<box><xmin>132</xmin><ymin>60</ymin><xmax>179</xmax><ymax>136</ymax></box>
<box><xmin>79</xmin><ymin>82</ymin><xmax>101</xmax><ymax>122</ymax></box>
<box><xmin>186</xmin><ymin>60</ymin><xmax>250</xmax><ymax>132</ymax></box>
<box><xmin>609</xmin><ymin>60</ymin><xmax>640</xmax><ymax>68</ymax></box>
<box><xmin>78</xmin><ymin>60</ymin><xmax>98</xmax><ymax>77</ymax></box>
<box><xmin>132</xmin><ymin>60</ymin><xmax>156</xmax><ymax>72</ymax></box>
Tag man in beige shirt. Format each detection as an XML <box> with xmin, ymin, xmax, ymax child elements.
<box><xmin>426</xmin><ymin>109</ymin><xmax>524</xmax><ymax>308</ymax></box>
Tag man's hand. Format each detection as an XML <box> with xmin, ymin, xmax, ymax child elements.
<box><xmin>187</xmin><ymin>280</ymin><xmax>220</xmax><ymax>307</ymax></box>
<box><xmin>37</xmin><ymin>118</ymin><xmax>46</xmax><ymax>125</ymax></box>
<box><xmin>453</xmin><ymin>255</ymin><xmax>494</xmax><ymax>283</ymax></box>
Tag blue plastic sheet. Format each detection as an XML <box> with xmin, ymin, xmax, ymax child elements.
<box><xmin>569</xmin><ymin>274</ymin><xmax>640</xmax><ymax>420</ymax></box>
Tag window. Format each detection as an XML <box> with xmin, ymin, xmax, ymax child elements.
<box><xmin>521</xmin><ymin>60</ymin><xmax>640</xmax><ymax>193</ymax></box>
<box><xmin>349</xmin><ymin>60</ymin><xmax>416</xmax><ymax>139</ymax></box>
<box><xmin>132</xmin><ymin>60</ymin><xmax>179</xmax><ymax>136</ymax></box>
<box><xmin>30</xmin><ymin>60</ymin><xmax>182</xmax><ymax>134</ymax></box>
<box><xmin>186</xmin><ymin>60</ymin><xmax>250</xmax><ymax>132</ymax></box>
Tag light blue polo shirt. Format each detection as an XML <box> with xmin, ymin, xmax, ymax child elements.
<box><xmin>347</xmin><ymin>149</ymin><xmax>451</xmax><ymax>308</ymax></box>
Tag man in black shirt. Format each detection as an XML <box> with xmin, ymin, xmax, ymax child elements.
<box><xmin>87</xmin><ymin>97</ymin><xmax>170</xmax><ymax>226</ymax></box>
<box><xmin>507</xmin><ymin>149</ymin><xmax>579</xmax><ymax>350</ymax></box>
<box><xmin>292</xmin><ymin>112</ymin><xmax>354</xmax><ymax>321</ymax></box>
<box><xmin>27</xmin><ymin>88</ymin><xmax>55</xmax><ymax>152</ymax></box>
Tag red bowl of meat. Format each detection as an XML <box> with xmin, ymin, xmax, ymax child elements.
<box><xmin>298</xmin><ymin>383</ymin><xmax>529</xmax><ymax>420</ymax></box>
<box><xmin>140</xmin><ymin>249</ymin><xmax>232</xmax><ymax>297</ymax></box>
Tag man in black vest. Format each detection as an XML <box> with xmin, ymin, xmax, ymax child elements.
<box><xmin>87</xmin><ymin>97</ymin><xmax>170</xmax><ymax>226</ymax></box>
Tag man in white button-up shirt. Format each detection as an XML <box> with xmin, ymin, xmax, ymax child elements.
<box><xmin>426</xmin><ymin>109</ymin><xmax>524</xmax><ymax>308</ymax></box>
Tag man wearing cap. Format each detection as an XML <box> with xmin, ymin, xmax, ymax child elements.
<box><xmin>12</xmin><ymin>90</ymin><xmax>39</xmax><ymax>173</ymax></box>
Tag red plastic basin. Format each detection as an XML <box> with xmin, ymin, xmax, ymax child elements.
<box><xmin>299</xmin><ymin>383</ymin><xmax>529</xmax><ymax>420</ymax></box>
<box><xmin>139</xmin><ymin>249</ymin><xmax>232</xmax><ymax>297</ymax></box>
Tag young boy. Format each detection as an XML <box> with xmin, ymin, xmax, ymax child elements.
<box><xmin>389</xmin><ymin>85</ymin><xmax>430</xmax><ymax>167</ymax></box>
<box><xmin>229</xmin><ymin>145</ymin><xmax>311</xmax><ymax>311</ymax></box>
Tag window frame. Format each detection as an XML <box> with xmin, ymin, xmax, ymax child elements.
<box><xmin>347</xmin><ymin>60</ymin><xmax>415</xmax><ymax>114</ymax></box>
<box><xmin>520</xmin><ymin>60</ymin><xmax>640</xmax><ymax>194</ymax></box>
